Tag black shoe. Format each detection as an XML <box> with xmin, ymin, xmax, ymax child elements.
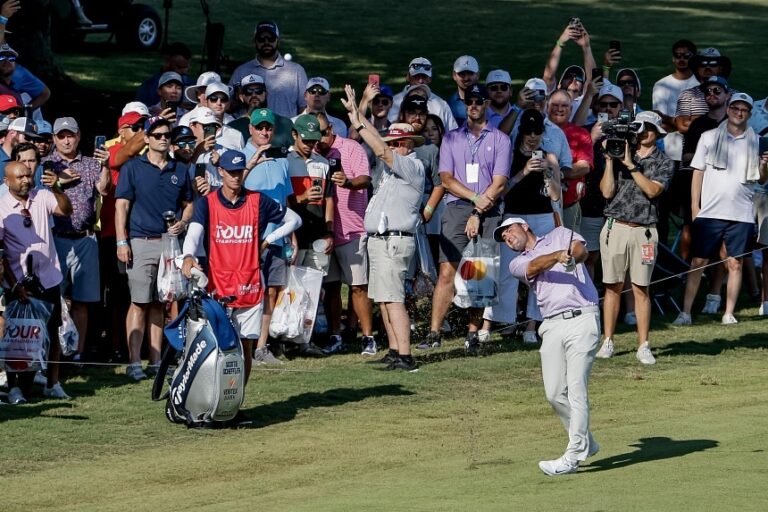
<box><xmin>367</xmin><ymin>350</ymin><xmax>398</xmax><ymax>365</ymax></box>
<box><xmin>416</xmin><ymin>331</ymin><xmax>441</xmax><ymax>350</ymax></box>
<box><xmin>380</xmin><ymin>356</ymin><xmax>419</xmax><ymax>372</ymax></box>
<box><xmin>465</xmin><ymin>332</ymin><xmax>480</xmax><ymax>355</ymax></box>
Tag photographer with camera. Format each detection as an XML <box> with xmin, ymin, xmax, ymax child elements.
<box><xmin>595</xmin><ymin>111</ymin><xmax>673</xmax><ymax>365</ymax></box>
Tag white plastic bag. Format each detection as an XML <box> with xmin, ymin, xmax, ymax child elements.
<box><xmin>157</xmin><ymin>233</ymin><xmax>188</xmax><ymax>302</ymax></box>
<box><xmin>0</xmin><ymin>297</ymin><xmax>53</xmax><ymax>372</ymax></box>
<box><xmin>269</xmin><ymin>266</ymin><xmax>323</xmax><ymax>344</ymax></box>
<box><xmin>453</xmin><ymin>238</ymin><xmax>500</xmax><ymax>309</ymax></box>
<box><xmin>415</xmin><ymin>223</ymin><xmax>436</xmax><ymax>283</ymax></box>
<box><xmin>58</xmin><ymin>297</ymin><xmax>79</xmax><ymax>357</ymax></box>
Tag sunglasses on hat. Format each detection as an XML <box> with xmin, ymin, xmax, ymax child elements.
<box><xmin>0</xmin><ymin>55</ymin><xmax>16</xmax><ymax>62</ymax></box>
<box><xmin>699</xmin><ymin>60</ymin><xmax>720</xmax><ymax>67</ymax></box>
<box><xmin>410</xmin><ymin>63</ymin><xmax>432</xmax><ymax>72</ymax></box>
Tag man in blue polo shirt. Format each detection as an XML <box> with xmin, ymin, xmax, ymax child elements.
<box><xmin>0</xmin><ymin>43</ymin><xmax>50</xmax><ymax>113</ymax></box>
<box><xmin>115</xmin><ymin>117</ymin><xmax>193</xmax><ymax>381</ymax></box>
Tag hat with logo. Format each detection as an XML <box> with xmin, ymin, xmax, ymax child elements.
<box><xmin>486</xmin><ymin>69</ymin><xmax>512</xmax><ymax>85</ymax></box>
<box><xmin>558</xmin><ymin>65</ymin><xmax>585</xmax><ymax>89</ymax></box>
<box><xmin>118</xmin><ymin>111</ymin><xmax>147</xmax><ymax>128</ymax></box>
<box><xmin>293</xmin><ymin>114</ymin><xmax>322</xmax><ymax>141</ymax></box>
<box><xmin>0</xmin><ymin>94</ymin><xmax>19</xmax><ymax>112</ymax></box>
<box><xmin>254</xmin><ymin>20</ymin><xmax>279</xmax><ymax>37</ymax></box>
<box><xmin>728</xmin><ymin>92</ymin><xmax>754</xmax><ymax>108</ymax></box>
<box><xmin>598</xmin><ymin>82</ymin><xmax>624</xmax><ymax>103</ymax></box>
<box><xmin>524</xmin><ymin>78</ymin><xmax>548</xmax><ymax>94</ymax></box>
<box><xmin>402</xmin><ymin>94</ymin><xmax>428</xmax><ymax>112</ymax></box>
<box><xmin>518</xmin><ymin>109</ymin><xmax>544</xmax><ymax>135</ymax></box>
<box><xmin>171</xmin><ymin>125</ymin><xmax>195</xmax><ymax>143</ymax></box>
<box><xmin>408</xmin><ymin>57</ymin><xmax>432</xmax><ymax>77</ymax></box>
<box><xmin>186</xmin><ymin>106</ymin><xmax>221</xmax><ymax>126</ymax></box>
<box><xmin>185</xmin><ymin>71</ymin><xmax>223</xmax><ymax>103</ymax></box>
<box><xmin>35</xmin><ymin>120</ymin><xmax>53</xmax><ymax>136</ymax></box>
<box><xmin>381</xmin><ymin>123</ymin><xmax>424</xmax><ymax>147</ymax></box>
<box><xmin>53</xmin><ymin>117</ymin><xmax>80</xmax><ymax>134</ymax></box>
<box><xmin>144</xmin><ymin>116</ymin><xmax>171</xmax><ymax>134</ymax></box>
<box><xmin>698</xmin><ymin>75</ymin><xmax>729</xmax><ymax>92</ymax></box>
<box><xmin>453</xmin><ymin>55</ymin><xmax>479</xmax><ymax>74</ymax></box>
<box><xmin>0</xmin><ymin>43</ymin><xmax>18</xmax><ymax>58</ymax></box>
<box><xmin>122</xmin><ymin>101</ymin><xmax>150</xmax><ymax>117</ymax></box>
<box><xmin>635</xmin><ymin>111</ymin><xmax>667</xmax><ymax>136</ymax></box>
<box><xmin>158</xmin><ymin>71</ymin><xmax>183</xmax><ymax>89</ymax></box>
<box><xmin>250</xmin><ymin>108</ymin><xmax>276</xmax><ymax>126</ymax></box>
<box><xmin>690</xmin><ymin>47</ymin><xmax>732</xmax><ymax>78</ymax></box>
<box><xmin>240</xmin><ymin>74</ymin><xmax>265</xmax><ymax>87</ymax></box>
<box><xmin>8</xmin><ymin>117</ymin><xmax>37</xmax><ymax>137</ymax></box>
<box><xmin>493</xmin><ymin>217</ymin><xmax>528</xmax><ymax>242</ymax></box>
<box><xmin>205</xmin><ymin>82</ymin><xmax>231</xmax><ymax>100</ymax></box>
<box><xmin>219</xmin><ymin>150</ymin><xmax>248</xmax><ymax>171</ymax></box>
<box><xmin>305</xmin><ymin>77</ymin><xmax>330</xmax><ymax>92</ymax></box>
<box><xmin>465</xmin><ymin>84</ymin><xmax>489</xmax><ymax>102</ymax></box>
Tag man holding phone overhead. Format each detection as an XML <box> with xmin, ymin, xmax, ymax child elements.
<box><xmin>149</xmin><ymin>71</ymin><xmax>185</xmax><ymax>120</ymax></box>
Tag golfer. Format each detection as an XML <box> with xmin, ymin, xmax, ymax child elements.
<box><xmin>496</xmin><ymin>217</ymin><xmax>600</xmax><ymax>476</ymax></box>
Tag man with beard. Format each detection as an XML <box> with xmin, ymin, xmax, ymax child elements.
<box><xmin>674</xmin><ymin>47</ymin><xmax>731</xmax><ymax>136</ymax></box>
<box><xmin>293</xmin><ymin>77</ymin><xmax>348</xmax><ymax>137</ymax></box>
<box><xmin>149</xmin><ymin>71</ymin><xmax>185</xmax><ymax>119</ymax></box>
<box><xmin>0</xmin><ymin>43</ymin><xmax>50</xmax><ymax>111</ymax></box>
<box><xmin>229</xmin><ymin>21</ymin><xmax>308</xmax><ymax>118</ymax></box>
<box><xmin>447</xmin><ymin>55</ymin><xmax>480</xmax><ymax>126</ymax></box>
<box><xmin>228</xmin><ymin>74</ymin><xmax>294</xmax><ymax>151</ymax></box>
<box><xmin>485</xmin><ymin>69</ymin><xmax>514</xmax><ymax>129</ymax></box>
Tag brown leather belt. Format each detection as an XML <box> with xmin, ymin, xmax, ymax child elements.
<box><xmin>613</xmin><ymin>219</ymin><xmax>649</xmax><ymax>228</ymax></box>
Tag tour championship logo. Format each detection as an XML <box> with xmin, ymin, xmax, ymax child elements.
<box><xmin>0</xmin><ymin>319</ymin><xmax>47</xmax><ymax>371</ymax></box>
<box><xmin>214</xmin><ymin>222</ymin><xmax>254</xmax><ymax>244</ymax></box>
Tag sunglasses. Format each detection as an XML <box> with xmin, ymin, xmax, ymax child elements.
<box><xmin>207</xmin><ymin>95</ymin><xmax>229</xmax><ymax>103</ymax></box>
<box><xmin>0</xmin><ymin>55</ymin><xmax>16</xmax><ymax>62</ymax></box>
<box><xmin>488</xmin><ymin>84</ymin><xmax>510</xmax><ymax>92</ymax></box>
<box><xmin>729</xmin><ymin>105</ymin><xmax>751</xmax><ymax>114</ymax></box>
<box><xmin>253</xmin><ymin>123</ymin><xmax>273</xmax><ymax>131</ymax></box>
<box><xmin>387</xmin><ymin>140</ymin><xmax>410</xmax><ymax>148</ymax></box>
<box><xmin>149</xmin><ymin>131</ymin><xmax>171</xmax><ymax>140</ymax></box>
<box><xmin>699</xmin><ymin>60</ymin><xmax>720</xmax><ymax>67</ymax></box>
<box><xmin>464</xmin><ymin>98</ymin><xmax>486</xmax><ymax>106</ymax></box>
<box><xmin>127</xmin><ymin>123</ymin><xmax>143</xmax><ymax>132</ymax></box>
<box><xmin>307</xmin><ymin>87</ymin><xmax>328</xmax><ymax>96</ymax></box>
<box><xmin>704</xmin><ymin>87</ymin><xmax>724</xmax><ymax>96</ymax></box>
<box><xmin>243</xmin><ymin>87</ymin><xmax>265</xmax><ymax>95</ymax></box>
<box><xmin>174</xmin><ymin>140</ymin><xmax>195</xmax><ymax>148</ymax></box>
<box><xmin>256</xmin><ymin>35</ymin><xmax>276</xmax><ymax>43</ymax></box>
<box><xmin>617</xmin><ymin>80</ymin><xmax>637</xmax><ymax>87</ymax></box>
<box><xmin>20</xmin><ymin>208</ymin><xmax>32</xmax><ymax>228</ymax></box>
<box><xmin>301</xmin><ymin>138</ymin><xmax>318</xmax><ymax>146</ymax></box>
<box><xmin>410</xmin><ymin>63</ymin><xmax>432</xmax><ymax>72</ymax></box>
<box><xmin>599</xmin><ymin>101</ymin><xmax>621</xmax><ymax>108</ymax></box>
<box><xmin>372</xmin><ymin>97</ymin><xmax>392</xmax><ymax>106</ymax></box>
<box><xmin>673</xmin><ymin>51</ymin><xmax>693</xmax><ymax>59</ymax></box>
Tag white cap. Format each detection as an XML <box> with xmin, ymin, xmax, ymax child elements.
<box><xmin>405</xmin><ymin>83</ymin><xmax>432</xmax><ymax>97</ymax></box>
<box><xmin>524</xmin><ymin>78</ymin><xmax>547</xmax><ymax>92</ymax></box>
<box><xmin>453</xmin><ymin>55</ymin><xmax>479</xmax><ymax>74</ymax></box>
<box><xmin>728</xmin><ymin>92</ymin><xmax>754</xmax><ymax>108</ymax></box>
<box><xmin>408</xmin><ymin>57</ymin><xmax>432</xmax><ymax>77</ymax></box>
<box><xmin>240</xmin><ymin>74</ymin><xmax>265</xmax><ymax>87</ymax></box>
<box><xmin>598</xmin><ymin>82</ymin><xmax>624</xmax><ymax>103</ymax></box>
<box><xmin>634</xmin><ymin>111</ymin><xmax>667</xmax><ymax>136</ymax></box>
<box><xmin>204</xmin><ymin>82</ymin><xmax>232</xmax><ymax>99</ymax></box>
<box><xmin>122</xmin><ymin>101</ymin><xmax>150</xmax><ymax>117</ymax></box>
<box><xmin>186</xmin><ymin>106</ymin><xmax>221</xmax><ymax>126</ymax></box>
<box><xmin>185</xmin><ymin>71</ymin><xmax>223</xmax><ymax>103</ymax></box>
<box><xmin>493</xmin><ymin>217</ymin><xmax>527</xmax><ymax>242</ymax></box>
<box><xmin>486</xmin><ymin>69</ymin><xmax>512</xmax><ymax>85</ymax></box>
<box><xmin>305</xmin><ymin>77</ymin><xmax>330</xmax><ymax>92</ymax></box>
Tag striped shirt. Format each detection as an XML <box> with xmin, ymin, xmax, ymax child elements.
<box><xmin>329</xmin><ymin>136</ymin><xmax>369</xmax><ymax>245</ymax></box>
<box><xmin>675</xmin><ymin>86</ymin><xmax>711</xmax><ymax>117</ymax></box>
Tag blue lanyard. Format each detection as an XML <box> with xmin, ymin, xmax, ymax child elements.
<box><xmin>465</xmin><ymin>129</ymin><xmax>488</xmax><ymax>164</ymax></box>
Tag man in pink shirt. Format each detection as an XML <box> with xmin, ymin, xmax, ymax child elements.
<box><xmin>314</xmin><ymin>112</ymin><xmax>375</xmax><ymax>355</ymax></box>
<box><xmin>0</xmin><ymin>161</ymin><xmax>72</xmax><ymax>404</ymax></box>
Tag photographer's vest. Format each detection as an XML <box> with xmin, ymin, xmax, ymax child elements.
<box><xmin>206</xmin><ymin>191</ymin><xmax>264</xmax><ymax>308</ymax></box>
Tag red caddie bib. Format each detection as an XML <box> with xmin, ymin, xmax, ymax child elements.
<box><xmin>206</xmin><ymin>191</ymin><xmax>264</xmax><ymax>307</ymax></box>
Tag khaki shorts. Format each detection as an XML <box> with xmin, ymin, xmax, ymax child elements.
<box><xmin>229</xmin><ymin>302</ymin><xmax>264</xmax><ymax>339</ymax></box>
<box><xmin>325</xmin><ymin>236</ymin><xmax>368</xmax><ymax>285</ymax></box>
<box><xmin>599</xmin><ymin>221</ymin><xmax>657</xmax><ymax>286</ymax></box>
<box><xmin>126</xmin><ymin>238</ymin><xmax>162</xmax><ymax>304</ymax></box>
<box><xmin>367</xmin><ymin>235</ymin><xmax>415</xmax><ymax>303</ymax></box>
<box><xmin>754</xmin><ymin>192</ymin><xmax>768</xmax><ymax>246</ymax></box>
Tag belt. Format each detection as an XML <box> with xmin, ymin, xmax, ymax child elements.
<box><xmin>54</xmin><ymin>229</ymin><xmax>93</xmax><ymax>240</ymax></box>
<box><xmin>613</xmin><ymin>219</ymin><xmax>652</xmax><ymax>228</ymax></box>
<box><xmin>369</xmin><ymin>231</ymin><xmax>414</xmax><ymax>238</ymax></box>
<box><xmin>544</xmin><ymin>305</ymin><xmax>600</xmax><ymax>321</ymax></box>
<box><xmin>133</xmin><ymin>236</ymin><xmax>163</xmax><ymax>240</ymax></box>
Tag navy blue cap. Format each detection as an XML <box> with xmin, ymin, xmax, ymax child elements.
<box><xmin>465</xmin><ymin>83</ymin><xmax>489</xmax><ymax>101</ymax></box>
<box><xmin>144</xmin><ymin>116</ymin><xmax>171</xmax><ymax>134</ymax></box>
<box><xmin>699</xmin><ymin>76</ymin><xmax>729</xmax><ymax>92</ymax></box>
<box><xmin>219</xmin><ymin>150</ymin><xmax>248</xmax><ymax>171</ymax></box>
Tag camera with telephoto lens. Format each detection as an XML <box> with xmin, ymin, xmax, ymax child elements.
<box><xmin>602</xmin><ymin>109</ymin><xmax>642</xmax><ymax>159</ymax></box>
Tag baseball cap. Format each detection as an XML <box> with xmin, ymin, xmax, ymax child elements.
<box><xmin>453</xmin><ymin>55</ymin><xmax>479</xmax><ymax>74</ymax></box>
<box><xmin>728</xmin><ymin>92</ymin><xmax>754</xmax><ymax>108</ymax></box>
<box><xmin>185</xmin><ymin>71</ymin><xmax>223</xmax><ymax>103</ymax></box>
<box><xmin>8</xmin><ymin>117</ymin><xmax>37</xmax><ymax>137</ymax></box>
<box><xmin>53</xmin><ymin>117</ymin><xmax>80</xmax><ymax>134</ymax></box>
<box><xmin>186</xmin><ymin>106</ymin><xmax>221</xmax><ymax>126</ymax></box>
<box><xmin>205</xmin><ymin>82</ymin><xmax>231</xmax><ymax>99</ymax></box>
<box><xmin>524</xmin><ymin>78</ymin><xmax>548</xmax><ymax>93</ymax></box>
<box><xmin>381</xmin><ymin>123</ymin><xmax>424</xmax><ymax>147</ymax></box>
<box><xmin>486</xmin><ymin>69</ymin><xmax>512</xmax><ymax>85</ymax></box>
<box><xmin>518</xmin><ymin>109</ymin><xmax>545</xmax><ymax>135</ymax></box>
<box><xmin>0</xmin><ymin>117</ymin><xmax>9</xmax><ymax>132</ymax></box>
<box><xmin>171</xmin><ymin>125</ymin><xmax>195</xmax><ymax>143</ymax></box>
<box><xmin>408</xmin><ymin>57</ymin><xmax>432</xmax><ymax>77</ymax></box>
<box><xmin>691</xmin><ymin>47</ymin><xmax>732</xmax><ymax>78</ymax></box>
<box><xmin>699</xmin><ymin>76</ymin><xmax>729</xmax><ymax>92</ymax></box>
<box><xmin>144</xmin><ymin>116</ymin><xmax>171</xmax><ymax>134</ymax></box>
<box><xmin>465</xmin><ymin>84</ymin><xmax>489</xmax><ymax>102</ymax></box>
<box><xmin>250</xmin><ymin>108</ymin><xmax>276</xmax><ymax>126</ymax></box>
<box><xmin>240</xmin><ymin>74</ymin><xmax>265</xmax><ymax>87</ymax></box>
<box><xmin>634</xmin><ymin>111</ymin><xmax>667</xmax><ymax>136</ymax></box>
<box><xmin>0</xmin><ymin>94</ymin><xmax>19</xmax><ymax>112</ymax></box>
<box><xmin>376</xmin><ymin>85</ymin><xmax>394</xmax><ymax>99</ymax></box>
<box><xmin>254</xmin><ymin>20</ymin><xmax>279</xmax><ymax>37</ymax></box>
<box><xmin>35</xmin><ymin>120</ymin><xmax>53</xmax><ymax>136</ymax></box>
<box><xmin>122</xmin><ymin>101</ymin><xmax>150</xmax><ymax>117</ymax></box>
<box><xmin>118</xmin><ymin>111</ymin><xmax>147</xmax><ymax>128</ymax></box>
<box><xmin>158</xmin><ymin>71</ymin><xmax>183</xmax><ymax>88</ymax></box>
<box><xmin>0</xmin><ymin>43</ymin><xmax>18</xmax><ymax>58</ymax></box>
<box><xmin>598</xmin><ymin>83</ymin><xmax>624</xmax><ymax>103</ymax></box>
<box><xmin>616</xmin><ymin>68</ymin><xmax>642</xmax><ymax>96</ymax></box>
<box><xmin>305</xmin><ymin>77</ymin><xmax>330</xmax><ymax>92</ymax></box>
<box><xmin>293</xmin><ymin>114</ymin><xmax>322</xmax><ymax>141</ymax></box>
<box><xmin>405</xmin><ymin>83</ymin><xmax>432</xmax><ymax>98</ymax></box>
<box><xmin>402</xmin><ymin>95</ymin><xmax>428</xmax><ymax>112</ymax></box>
<box><xmin>219</xmin><ymin>150</ymin><xmax>248</xmax><ymax>171</ymax></box>
<box><xmin>493</xmin><ymin>217</ymin><xmax>527</xmax><ymax>242</ymax></box>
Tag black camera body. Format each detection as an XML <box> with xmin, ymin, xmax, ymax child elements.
<box><xmin>602</xmin><ymin>109</ymin><xmax>642</xmax><ymax>159</ymax></box>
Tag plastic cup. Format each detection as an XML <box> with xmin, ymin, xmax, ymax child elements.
<box><xmin>312</xmin><ymin>239</ymin><xmax>329</xmax><ymax>253</ymax></box>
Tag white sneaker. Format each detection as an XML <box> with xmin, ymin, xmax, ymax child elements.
<box><xmin>760</xmin><ymin>302</ymin><xmax>768</xmax><ymax>316</ymax></box>
<box><xmin>701</xmin><ymin>293</ymin><xmax>721</xmax><ymax>314</ymax></box>
<box><xmin>624</xmin><ymin>312</ymin><xmax>637</xmax><ymax>325</ymax></box>
<box><xmin>522</xmin><ymin>331</ymin><xmax>539</xmax><ymax>345</ymax></box>
<box><xmin>8</xmin><ymin>387</ymin><xmax>26</xmax><ymax>405</ymax></box>
<box><xmin>672</xmin><ymin>312</ymin><xmax>692</xmax><ymax>326</ymax></box>
<box><xmin>477</xmin><ymin>329</ymin><xmax>490</xmax><ymax>343</ymax></box>
<box><xmin>595</xmin><ymin>338</ymin><xmax>614</xmax><ymax>359</ymax></box>
<box><xmin>721</xmin><ymin>313</ymin><xmax>738</xmax><ymax>325</ymax></box>
<box><xmin>34</xmin><ymin>371</ymin><xmax>48</xmax><ymax>386</ymax></box>
<box><xmin>43</xmin><ymin>382</ymin><xmax>72</xmax><ymax>400</ymax></box>
<box><xmin>636</xmin><ymin>342</ymin><xmax>656</xmax><ymax>365</ymax></box>
<box><xmin>0</xmin><ymin>370</ymin><xmax>7</xmax><ymax>388</ymax></box>
<box><xmin>538</xmin><ymin>455</ymin><xmax>579</xmax><ymax>476</ymax></box>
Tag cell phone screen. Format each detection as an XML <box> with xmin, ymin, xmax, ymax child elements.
<box><xmin>368</xmin><ymin>74</ymin><xmax>380</xmax><ymax>87</ymax></box>
<box><xmin>94</xmin><ymin>135</ymin><xmax>106</xmax><ymax>150</ymax></box>
<box><xmin>312</xmin><ymin>178</ymin><xmax>322</xmax><ymax>189</ymax></box>
<box><xmin>609</xmin><ymin>40</ymin><xmax>621</xmax><ymax>52</ymax></box>
<box><xmin>195</xmin><ymin>163</ymin><xmax>206</xmax><ymax>179</ymax></box>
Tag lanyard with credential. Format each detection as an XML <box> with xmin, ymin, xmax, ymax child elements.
<box><xmin>465</xmin><ymin>129</ymin><xmax>488</xmax><ymax>164</ymax></box>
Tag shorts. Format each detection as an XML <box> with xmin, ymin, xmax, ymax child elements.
<box><xmin>262</xmin><ymin>245</ymin><xmax>287</xmax><ymax>287</ymax></box>
<box><xmin>325</xmin><ymin>236</ymin><xmax>368</xmax><ymax>285</ymax></box>
<box><xmin>439</xmin><ymin>201</ymin><xmax>501</xmax><ymax>263</ymax></box>
<box><xmin>126</xmin><ymin>237</ymin><xmax>162</xmax><ymax>304</ymax></box>
<box><xmin>691</xmin><ymin>217</ymin><xmax>753</xmax><ymax>260</ymax></box>
<box><xmin>754</xmin><ymin>193</ymin><xmax>768</xmax><ymax>246</ymax></box>
<box><xmin>367</xmin><ymin>235</ymin><xmax>415</xmax><ymax>303</ymax></box>
<box><xmin>229</xmin><ymin>302</ymin><xmax>264</xmax><ymax>339</ymax></box>
<box><xmin>600</xmin><ymin>221</ymin><xmax>657</xmax><ymax>287</ymax></box>
<box><xmin>55</xmin><ymin>234</ymin><xmax>101</xmax><ymax>302</ymax></box>
<box><xmin>580</xmin><ymin>216</ymin><xmax>605</xmax><ymax>253</ymax></box>
<box><xmin>669</xmin><ymin>166</ymin><xmax>693</xmax><ymax>224</ymax></box>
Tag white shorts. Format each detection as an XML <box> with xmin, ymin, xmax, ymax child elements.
<box><xmin>229</xmin><ymin>302</ymin><xmax>264</xmax><ymax>339</ymax></box>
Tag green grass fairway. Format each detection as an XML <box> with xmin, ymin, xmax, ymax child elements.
<box><xmin>2</xmin><ymin>307</ymin><xmax>768</xmax><ymax>511</ymax></box>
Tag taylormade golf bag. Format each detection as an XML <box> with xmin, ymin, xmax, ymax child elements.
<box><xmin>152</xmin><ymin>269</ymin><xmax>245</xmax><ymax>428</ymax></box>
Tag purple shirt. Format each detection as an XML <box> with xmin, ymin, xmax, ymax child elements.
<box><xmin>439</xmin><ymin>124</ymin><xmax>511</xmax><ymax>203</ymax></box>
<box><xmin>42</xmin><ymin>151</ymin><xmax>102</xmax><ymax>233</ymax></box>
<box><xmin>508</xmin><ymin>226</ymin><xmax>598</xmax><ymax>317</ymax></box>
<box><xmin>0</xmin><ymin>188</ymin><xmax>63</xmax><ymax>289</ymax></box>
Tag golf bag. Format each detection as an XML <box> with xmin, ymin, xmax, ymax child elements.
<box><xmin>152</xmin><ymin>269</ymin><xmax>246</xmax><ymax>428</ymax></box>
